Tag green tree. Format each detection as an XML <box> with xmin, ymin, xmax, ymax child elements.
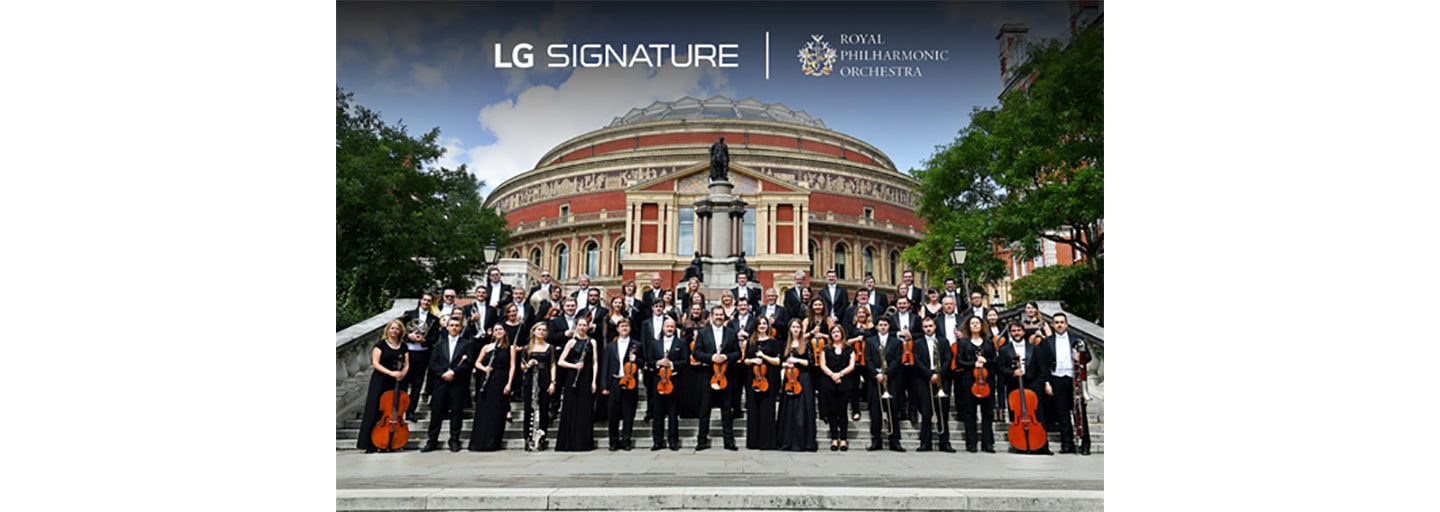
<box><xmin>336</xmin><ymin>88</ymin><xmax>509</xmax><ymax>330</ymax></box>
<box><xmin>908</xmin><ymin>26</ymin><xmax>1103</xmax><ymax>319</ymax></box>
<box><xmin>1009</xmin><ymin>257</ymin><xmax>1103</xmax><ymax>323</ymax></box>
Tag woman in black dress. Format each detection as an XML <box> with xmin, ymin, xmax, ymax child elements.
<box><xmin>677</xmin><ymin>303</ymin><xmax>707</xmax><ymax>418</ymax></box>
<box><xmin>358</xmin><ymin>319</ymin><xmax>411</xmax><ymax>453</ymax></box>
<box><xmin>819</xmin><ymin>324</ymin><xmax>857</xmax><ymax>451</ymax></box>
<box><xmin>1021</xmin><ymin>301</ymin><xmax>1053</xmax><ymax>339</ymax></box>
<box><xmin>957</xmin><ymin>315</ymin><xmax>999</xmax><ymax>453</ymax></box>
<box><xmin>776</xmin><ymin>319</ymin><xmax>817</xmax><ymax>452</ymax></box>
<box><xmin>521</xmin><ymin>322</ymin><xmax>557</xmax><ymax>451</ymax></box>
<box><xmin>469</xmin><ymin>323</ymin><xmax>514</xmax><ymax>451</ymax></box>
<box><xmin>555</xmin><ymin>317</ymin><xmax>598</xmax><ymax>451</ymax></box>
<box><xmin>745</xmin><ymin>317</ymin><xmax>781</xmax><ymax>450</ymax></box>
<box><xmin>921</xmin><ymin>288</ymin><xmax>944</xmax><ymax>320</ymax></box>
<box><xmin>845</xmin><ymin>306</ymin><xmax>876</xmax><ymax>421</ymax></box>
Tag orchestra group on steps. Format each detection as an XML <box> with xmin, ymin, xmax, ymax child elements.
<box><xmin>357</xmin><ymin>267</ymin><xmax>1093</xmax><ymax>456</ymax></box>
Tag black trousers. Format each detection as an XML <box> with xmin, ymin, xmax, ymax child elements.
<box><xmin>426</xmin><ymin>383</ymin><xmax>466</xmax><ymax>445</ymax></box>
<box><xmin>904</xmin><ymin>371</ymin><xmax>935</xmax><ymax>446</ymax></box>
<box><xmin>935</xmin><ymin>375</ymin><xmax>954</xmax><ymax>445</ymax></box>
<box><xmin>866</xmin><ymin>374</ymin><xmax>887</xmax><ymax>442</ymax></box>
<box><xmin>959</xmin><ymin>383</ymin><xmax>995</xmax><ymax>449</ymax></box>
<box><xmin>647</xmin><ymin>372</ymin><xmax>681</xmax><ymax>446</ymax></box>
<box><xmin>606</xmin><ymin>382</ymin><xmax>639</xmax><ymax>448</ymax></box>
<box><xmin>405</xmin><ymin>349</ymin><xmax>432</xmax><ymax>414</ymax></box>
<box><xmin>1047</xmin><ymin>375</ymin><xmax>1091</xmax><ymax>451</ymax></box>
<box><xmin>697</xmin><ymin>379</ymin><xmax>735</xmax><ymax>444</ymax></box>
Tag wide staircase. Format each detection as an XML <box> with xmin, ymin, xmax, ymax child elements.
<box><xmin>336</xmin><ymin>384</ymin><xmax>1102</xmax><ymax>452</ymax></box>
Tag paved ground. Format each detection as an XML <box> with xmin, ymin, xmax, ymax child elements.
<box><xmin>337</xmin><ymin>448</ymin><xmax>1103</xmax><ymax>491</ymax></box>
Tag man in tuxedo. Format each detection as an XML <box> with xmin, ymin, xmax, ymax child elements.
<box><xmin>892</xmin><ymin>296</ymin><xmax>922</xmax><ymax>341</ymax></box>
<box><xmin>842</xmin><ymin>288</ymin><xmax>876</xmax><ymax>329</ymax></box>
<box><xmin>757</xmin><ymin>287</ymin><xmax>790</xmax><ymax>344</ymax></box>
<box><xmin>435</xmin><ymin>289</ymin><xmax>460</xmax><ymax>319</ymax></box>
<box><xmin>463</xmin><ymin>287</ymin><xmax>498</xmax><ymax>343</ymax></box>
<box><xmin>936</xmin><ymin>315</ymin><xmax>960</xmax><ymax>453</ymax></box>
<box><xmin>998</xmin><ymin>322</ymin><xmax>1050</xmax><ymax>454</ymax></box>
<box><xmin>727</xmin><ymin>299</ymin><xmax>757</xmax><ymax>417</ymax></box>
<box><xmin>860</xmin><ymin>275</ymin><xmax>888</xmax><ymax>312</ymax></box>
<box><xmin>912</xmin><ymin>317</ymin><xmax>944</xmax><ymax>452</ymax></box>
<box><xmin>965</xmin><ymin>291</ymin><xmax>991</xmax><ymax>320</ymax></box>
<box><xmin>638</xmin><ymin>300</ymin><xmax>669</xmax><ymax>424</ymax></box>
<box><xmin>644</xmin><ymin>316</ymin><xmax>686</xmax><ymax>450</ymax></box>
<box><xmin>783</xmin><ymin>270</ymin><xmax>808</xmax><ymax>318</ymax></box>
<box><xmin>730</xmin><ymin>273</ymin><xmax>760</xmax><ymax>311</ymax></box>
<box><xmin>546</xmin><ymin>297</ymin><xmax>582</xmax><ymax>347</ymax></box>
<box><xmin>896</xmin><ymin>270</ymin><xmax>923</xmax><ymax>310</ymax></box>
<box><xmin>423</xmin><ymin>317</ymin><xmax>473</xmax><ymax>452</ymax></box>
<box><xmin>401</xmin><ymin>293</ymin><xmax>441</xmax><ymax>418</ymax></box>
<box><xmin>529</xmin><ymin>270</ymin><xmax>555</xmax><ymax>301</ymax></box>
<box><xmin>942</xmin><ymin>279</ymin><xmax>961</xmax><ymax>303</ymax></box>
<box><xmin>600</xmin><ymin>319</ymin><xmax>641</xmax><ymax>450</ymax></box>
<box><xmin>485</xmin><ymin>267</ymin><xmax>513</xmax><ymax>312</ymax></box>
<box><xmin>693</xmin><ymin>306</ymin><xmax>741</xmax><ymax>450</ymax></box>
<box><xmin>641</xmin><ymin>274</ymin><xmax>667</xmax><ymax>314</ymax></box>
<box><xmin>571</xmin><ymin>275</ymin><xmax>594</xmax><ymax>302</ymax></box>
<box><xmin>509</xmin><ymin>286</ymin><xmax>536</xmax><ymax>335</ymax></box>
<box><xmin>862</xmin><ymin>316</ymin><xmax>895</xmax><ymax>451</ymax></box>
<box><xmin>1041</xmin><ymin>313</ymin><xmax>1091</xmax><ymax>455</ymax></box>
<box><xmin>820</xmin><ymin>270</ymin><xmax>848</xmax><ymax>322</ymax></box>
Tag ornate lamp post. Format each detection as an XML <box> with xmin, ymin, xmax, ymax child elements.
<box><xmin>949</xmin><ymin>239</ymin><xmax>969</xmax><ymax>300</ymax></box>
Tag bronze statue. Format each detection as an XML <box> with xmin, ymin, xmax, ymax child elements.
<box><xmin>709</xmin><ymin>137</ymin><xmax>730</xmax><ymax>181</ymax></box>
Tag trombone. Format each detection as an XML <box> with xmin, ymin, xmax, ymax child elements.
<box><xmin>877</xmin><ymin>335</ymin><xmax>893</xmax><ymax>438</ymax></box>
<box><xmin>930</xmin><ymin>339</ymin><xmax>948</xmax><ymax>437</ymax></box>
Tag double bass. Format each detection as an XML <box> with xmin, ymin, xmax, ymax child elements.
<box><xmin>370</xmin><ymin>358</ymin><xmax>410</xmax><ymax>451</ymax></box>
<box><xmin>1007</xmin><ymin>354</ymin><xmax>1047</xmax><ymax>453</ymax></box>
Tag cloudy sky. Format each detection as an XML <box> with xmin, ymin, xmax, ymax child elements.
<box><xmin>337</xmin><ymin>1</ymin><xmax>1079</xmax><ymax>196</ymax></box>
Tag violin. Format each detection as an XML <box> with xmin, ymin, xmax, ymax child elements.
<box><xmin>1007</xmin><ymin>355</ymin><xmax>1047</xmax><ymax>452</ymax></box>
<box><xmin>783</xmin><ymin>344</ymin><xmax>803</xmax><ymax>395</ymax></box>
<box><xmin>370</xmin><ymin>357</ymin><xmax>410</xmax><ymax>451</ymax></box>
<box><xmin>656</xmin><ymin>366</ymin><xmax>674</xmax><ymax>395</ymax></box>
<box><xmin>970</xmin><ymin>344</ymin><xmax>990</xmax><ymax>398</ymax></box>
<box><xmin>750</xmin><ymin>345</ymin><xmax>770</xmax><ymax>392</ymax></box>
<box><xmin>901</xmin><ymin>333</ymin><xmax>915</xmax><ymax>366</ymax></box>
<box><xmin>711</xmin><ymin>361</ymin><xmax>728</xmax><ymax>390</ymax></box>
<box><xmin>619</xmin><ymin>344</ymin><xmax>639</xmax><ymax>390</ymax></box>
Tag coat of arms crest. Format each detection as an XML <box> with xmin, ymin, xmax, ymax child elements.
<box><xmin>797</xmin><ymin>34</ymin><xmax>837</xmax><ymax>77</ymax></box>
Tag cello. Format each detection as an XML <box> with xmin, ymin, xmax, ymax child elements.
<box><xmin>1006</xmin><ymin>354</ymin><xmax>1047</xmax><ymax>453</ymax></box>
<box><xmin>371</xmin><ymin>357</ymin><xmax>410</xmax><ymax>451</ymax></box>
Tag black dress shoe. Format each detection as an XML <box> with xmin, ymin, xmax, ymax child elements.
<box><xmin>364</xmin><ymin>448</ymin><xmax>378</xmax><ymax>454</ymax></box>
<box><xmin>1079</xmin><ymin>446</ymin><xmax>1091</xmax><ymax>456</ymax></box>
<box><xmin>670</xmin><ymin>443</ymin><xmax>681</xmax><ymax>451</ymax></box>
<box><xmin>917</xmin><ymin>444</ymin><xmax>933</xmax><ymax>452</ymax></box>
<box><xmin>940</xmin><ymin>444</ymin><xmax>956</xmax><ymax>453</ymax></box>
<box><xmin>982</xmin><ymin>445</ymin><xmax>996</xmax><ymax>453</ymax></box>
<box><xmin>609</xmin><ymin>445</ymin><xmax>619</xmax><ymax>451</ymax></box>
<box><xmin>867</xmin><ymin>441</ymin><xmax>882</xmax><ymax>451</ymax></box>
<box><xmin>624</xmin><ymin>442</ymin><xmax>634</xmax><ymax>451</ymax></box>
<box><xmin>1059</xmin><ymin>446</ymin><xmax>1076</xmax><ymax>454</ymax></box>
<box><xmin>449</xmin><ymin>441</ymin><xmax>462</xmax><ymax>452</ymax></box>
<box><xmin>651</xmin><ymin>444</ymin><xmax>665</xmax><ymax>451</ymax></box>
<box><xmin>889</xmin><ymin>442</ymin><xmax>906</xmax><ymax>452</ymax></box>
<box><xmin>421</xmin><ymin>442</ymin><xmax>439</xmax><ymax>453</ymax></box>
<box><xmin>696</xmin><ymin>440</ymin><xmax>711</xmax><ymax>451</ymax></box>
<box><xmin>724</xmin><ymin>441</ymin><xmax>738</xmax><ymax>451</ymax></box>
<box><xmin>966</xmin><ymin>446</ymin><xmax>978</xmax><ymax>453</ymax></box>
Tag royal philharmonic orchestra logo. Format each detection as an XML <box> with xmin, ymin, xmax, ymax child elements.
<box><xmin>797</xmin><ymin>34</ymin><xmax>837</xmax><ymax>77</ymax></box>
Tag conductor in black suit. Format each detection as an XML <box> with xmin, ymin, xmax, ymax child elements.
<box><xmin>423</xmin><ymin>317</ymin><xmax>474</xmax><ymax>452</ymax></box>
<box><xmin>693</xmin><ymin>306</ymin><xmax>741</xmax><ymax>451</ymax></box>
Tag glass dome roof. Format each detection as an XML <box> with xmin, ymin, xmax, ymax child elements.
<box><xmin>607</xmin><ymin>95</ymin><xmax>827</xmax><ymax>129</ymax></box>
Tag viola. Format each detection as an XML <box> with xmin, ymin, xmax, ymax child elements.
<box><xmin>619</xmin><ymin>345</ymin><xmax>639</xmax><ymax>390</ymax></box>
<box><xmin>1007</xmin><ymin>356</ymin><xmax>1047</xmax><ymax>452</ymax></box>
<box><xmin>656</xmin><ymin>366</ymin><xmax>674</xmax><ymax>395</ymax></box>
<box><xmin>370</xmin><ymin>358</ymin><xmax>410</xmax><ymax>451</ymax></box>
<box><xmin>710</xmin><ymin>362</ymin><xmax>728</xmax><ymax>390</ymax></box>
<box><xmin>751</xmin><ymin>355</ymin><xmax>769</xmax><ymax>393</ymax></box>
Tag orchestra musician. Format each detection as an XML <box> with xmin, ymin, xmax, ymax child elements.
<box><xmin>912</xmin><ymin>317</ymin><xmax>943</xmax><ymax>452</ymax></box>
<box><xmin>519</xmin><ymin>322</ymin><xmax>557</xmax><ymax>451</ymax></box>
<box><xmin>401</xmin><ymin>293</ymin><xmax>440</xmax><ymax>418</ymax></box>
<box><xmin>844</xmin><ymin>303</ymin><xmax>876</xmax><ymax>422</ymax></box>
<box><xmin>896</xmin><ymin>270</ymin><xmax>923</xmax><ymax>310</ymax></box>
<box><xmin>1042</xmin><ymin>313</ymin><xmax>1092</xmax><ymax>455</ymax></box>
<box><xmin>956</xmin><ymin>315</ymin><xmax>998</xmax><ymax>453</ymax></box>
<box><xmin>484</xmin><ymin>267</ymin><xmax>513</xmax><ymax>312</ymax></box>
<box><xmin>358</xmin><ymin>319</ymin><xmax>409</xmax><ymax>453</ymax></box>
<box><xmin>727</xmin><ymin>299</ymin><xmax>757</xmax><ymax>418</ymax></box>
<box><xmin>819</xmin><ymin>269</ymin><xmax>849</xmax><ymax>321</ymax></box>
<box><xmin>467</xmin><ymin>323</ymin><xmax>512</xmax><ymax>452</ymax></box>
<box><xmin>600</xmin><ymin>318</ymin><xmax>640</xmax><ymax>451</ymax></box>
<box><xmin>819</xmin><ymin>324</ymin><xmax>857</xmax><ymax>451</ymax></box>
<box><xmin>422</xmin><ymin>317</ymin><xmax>473</xmax><ymax>453</ymax></box>
<box><xmin>758</xmin><ymin>287</ymin><xmax>791</xmax><ymax>345</ymax></box>
<box><xmin>693</xmin><ymin>306</ymin><xmax>741</xmax><ymax>451</ymax></box>
<box><xmin>862</xmin><ymin>316</ymin><xmax>895</xmax><ymax>451</ymax></box>
<box><xmin>644</xmin><ymin>316</ymin><xmax>686</xmax><ymax>450</ymax></box>
<box><xmin>997</xmin><ymin>322</ymin><xmax>1050</xmax><ymax>455</ymax></box>
<box><xmin>745</xmin><ymin>317</ymin><xmax>781</xmax><ymax>450</ymax></box>
<box><xmin>783</xmin><ymin>270</ymin><xmax>808</xmax><ymax>318</ymax></box>
<box><xmin>555</xmin><ymin>316</ymin><xmax>598</xmax><ymax>452</ymax></box>
<box><xmin>776</xmin><ymin>319</ymin><xmax>818</xmax><ymax>452</ymax></box>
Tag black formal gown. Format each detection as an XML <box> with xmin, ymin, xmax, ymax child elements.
<box><xmin>556</xmin><ymin>337</ymin><xmax>596</xmax><ymax>452</ymax></box>
<box><xmin>358</xmin><ymin>340</ymin><xmax>409</xmax><ymax>451</ymax></box>
<box><xmin>777</xmin><ymin>349</ymin><xmax>818</xmax><ymax>452</ymax></box>
<box><xmin>468</xmin><ymin>346</ymin><xmax>511</xmax><ymax>451</ymax></box>
<box><xmin>521</xmin><ymin>345</ymin><xmax>556</xmax><ymax>451</ymax></box>
<box><xmin>677</xmin><ymin>324</ymin><xmax>704</xmax><ymax>418</ymax></box>
<box><xmin>819</xmin><ymin>344</ymin><xmax>857</xmax><ymax>441</ymax></box>
<box><xmin>745</xmin><ymin>337</ymin><xmax>780</xmax><ymax>450</ymax></box>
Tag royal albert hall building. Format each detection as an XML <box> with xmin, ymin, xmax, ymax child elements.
<box><xmin>484</xmin><ymin>95</ymin><xmax>926</xmax><ymax>295</ymax></box>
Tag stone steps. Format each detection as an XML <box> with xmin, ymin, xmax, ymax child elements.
<box><xmin>340</xmin><ymin>420</ymin><xmax>1104</xmax><ymax>440</ymax></box>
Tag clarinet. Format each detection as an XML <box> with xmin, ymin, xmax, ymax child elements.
<box><xmin>476</xmin><ymin>344</ymin><xmax>497</xmax><ymax>395</ymax></box>
<box><xmin>571</xmin><ymin>337</ymin><xmax>591</xmax><ymax>389</ymax></box>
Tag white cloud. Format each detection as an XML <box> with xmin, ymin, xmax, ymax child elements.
<box><xmin>466</xmin><ymin>65</ymin><xmax>733</xmax><ymax>196</ymax></box>
<box><xmin>434</xmin><ymin>136</ymin><xmax>468</xmax><ymax>172</ymax></box>
<box><xmin>481</xmin><ymin>2</ymin><xmax>594</xmax><ymax>94</ymax></box>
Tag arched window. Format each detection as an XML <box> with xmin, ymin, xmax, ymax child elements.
<box><xmin>555</xmin><ymin>244</ymin><xmax>569</xmax><ymax>280</ymax></box>
<box><xmin>530</xmin><ymin>247</ymin><xmax>542</xmax><ymax>267</ymax></box>
<box><xmin>509</xmin><ymin>250</ymin><xmax>520</xmax><ymax>260</ymax></box>
<box><xmin>808</xmin><ymin>240</ymin><xmax>818</xmax><ymax>278</ymax></box>
<box><xmin>864</xmin><ymin>247</ymin><xmax>875</xmax><ymax>279</ymax></box>
<box><xmin>834</xmin><ymin>243</ymin><xmax>848</xmax><ymax>280</ymax></box>
<box><xmin>614</xmin><ymin>239</ymin><xmax>626</xmax><ymax>275</ymax></box>
<box><xmin>584</xmin><ymin>241</ymin><xmax>600</xmax><ymax>277</ymax></box>
<box><xmin>889</xmin><ymin>250</ymin><xmax>900</xmax><ymax>285</ymax></box>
